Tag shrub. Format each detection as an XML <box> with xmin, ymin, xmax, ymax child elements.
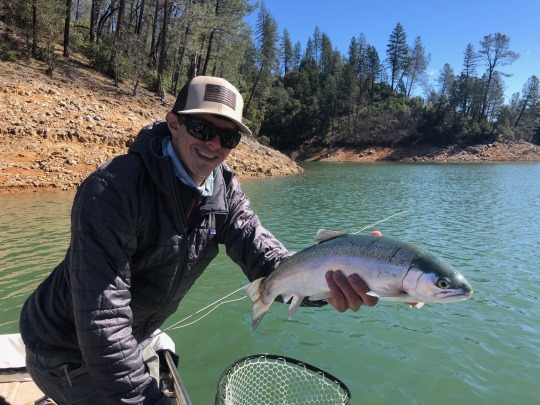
<box><xmin>1</xmin><ymin>48</ymin><xmax>19</xmax><ymax>62</ymax></box>
<box><xmin>82</xmin><ymin>42</ymin><xmax>111</xmax><ymax>73</ymax></box>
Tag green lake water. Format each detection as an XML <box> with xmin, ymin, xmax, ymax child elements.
<box><xmin>1</xmin><ymin>162</ymin><xmax>539</xmax><ymax>404</ymax></box>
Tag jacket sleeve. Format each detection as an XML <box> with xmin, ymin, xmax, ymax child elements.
<box><xmin>221</xmin><ymin>174</ymin><xmax>293</xmax><ymax>281</ymax></box>
<box><xmin>68</xmin><ymin>158</ymin><xmax>169</xmax><ymax>404</ymax></box>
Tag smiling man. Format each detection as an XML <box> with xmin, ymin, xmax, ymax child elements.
<box><xmin>19</xmin><ymin>75</ymin><xmax>378</xmax><ymax>404</ymax></box>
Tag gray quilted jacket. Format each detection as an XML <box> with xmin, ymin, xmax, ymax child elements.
<box><xmin>19</xmin><ymin>120</ymin><xmax>291</xmax><ymax>403</ymax></box>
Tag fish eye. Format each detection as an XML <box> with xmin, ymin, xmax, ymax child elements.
<box><xmin>436</xmin><ymin>277</ymin><xmax>452</xmax><ymax>289</ymax></box>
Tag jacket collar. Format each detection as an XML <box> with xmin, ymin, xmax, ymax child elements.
<box><xmin>129</xmin><ymin>120</ymin><xmax>229</xmax><ymax>215</ymax></box>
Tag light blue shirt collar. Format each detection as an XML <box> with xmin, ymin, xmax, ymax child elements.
<box><xmin>162</xmin><ymin>137</ymin><xmax>215</xmax><ymax>197</ymax></box>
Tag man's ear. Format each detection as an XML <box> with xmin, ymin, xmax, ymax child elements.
<box><xmin>166</xmin><ymin>112</ymin><xmax>179</xmax><ymax>132</ymax></box>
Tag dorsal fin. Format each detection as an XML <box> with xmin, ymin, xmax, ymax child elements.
<box><xmin>315</xmin><ymin>229</ymin><xmax>349</xmax><ymax>243</ymax></box>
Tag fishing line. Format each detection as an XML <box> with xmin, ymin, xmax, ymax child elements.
<box><xmin>157</xmin><ymin>211</ymin><xmax>406</xmax><ymax>337</ymax></box>
<box><xmin>166</xmin><ymin>296</ymin><xmax>247</xmax><ymax>330</ymax></box>
<box><xmin>294</xmin><ymin>211</ymin><xmax>409</xmax><ymax>365</ymax></box>
<box><xmin>353</xmin><ymin>210</ymin><xmax>407</xmax><ymax>234</ymax></box>
<box><xmin>160</xmin><ymin>285</ymin><xmax>248</xmax><ymax>334</ymax></box>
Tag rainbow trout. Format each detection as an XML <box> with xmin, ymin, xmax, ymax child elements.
<box><xmin>244</xmin><ymin>230</ymin><xmax>473</xmax><ymax>329</ymax></box>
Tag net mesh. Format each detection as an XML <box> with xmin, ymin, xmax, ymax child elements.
<box><xmin>216</xmin><ymin>354</ymin><xmax>350</xmax><ymax>405</ymax></box>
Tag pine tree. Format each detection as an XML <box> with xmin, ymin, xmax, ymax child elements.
<box><xmin>280</xmin><ymin>28</ymin><xmax>294</xmax><ymax>75</ymax></box>
<box><xmin>386</xmin><ymin>22</ymin><xmax>409</xmax><ymax>91</ymax></box>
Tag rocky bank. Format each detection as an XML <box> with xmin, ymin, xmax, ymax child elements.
<box><xmin>2</xmin><ymin>59</ymin><xmax>540</xmax><ymax>194</ymax></box>
<box><xmin>0</xmin><ymin>59</ymin><xmax>302</xmax><ymax>193</ymax></box>
<box><xmin>293</xmin><ymin>141</ymin><xmax>540</xmax><ymax>163</ymax></box>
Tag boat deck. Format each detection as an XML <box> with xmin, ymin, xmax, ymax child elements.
<box><xmin>0</xmin><ymin>372</ymin><xmax>48</xmax><ymax>405</ymax></box>
<box><xmin>0</xmin><ymin>333</ymin><xmax>190</xmax><ymax>405</ymax></box>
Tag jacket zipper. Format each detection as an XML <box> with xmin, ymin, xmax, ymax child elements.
<box><xmin>159</xmin><ymin>167</ymin><xmax>192</xmax><ymax>312</ymax></box>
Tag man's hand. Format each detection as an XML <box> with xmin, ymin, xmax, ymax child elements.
<box><xmin>325</xmin><ymin>230</ymin><xmax>382</xmax><ymax>312</ymax></box>
<box><xmin>325</xmin><ymin>271</ymin><xmax>378</xmax><ymax>312</ymax></box>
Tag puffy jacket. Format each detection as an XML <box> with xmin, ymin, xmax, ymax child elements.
<box><xmin>19</xmin><ymin>120</ymin><xmax>291</xmax><ymax>403</ymax></box>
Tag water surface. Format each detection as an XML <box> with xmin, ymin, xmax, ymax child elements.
<box><xmin>1</xmin><ymin>163</ymin><xmax>539</xmax><ymax>404</ymax></box>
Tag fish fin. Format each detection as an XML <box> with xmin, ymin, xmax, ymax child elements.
<box><xmin>369</xmin><ymin>291</ymin><xmax>409</xmax><ymax>299</ymax></box>
<box><xmin>281</xmin><ymin>294</ymin><xmax>293</xmax><ymax>304</ymax></box>
<box><xmin>244</xmin><ymin>278</ymin><xmax>272</xmax><ymax>329</ymax></box>
<box><xmin>405</xmin><ymin>302</ymin><xmax>425</xmax><ymax>309</ymax></box>
<box><xmin>315</xmin><ymin>229</ymin><xmax>349</xmax><ymax>243</ymax></box>
<box><xmin>287</xmin><ymin>296</ymin><xmax>303</xmax><ymax>320</ymax></box>
<box><xmin>309</xmin><ymin>292</ymin><xmax>333</xmax><ymax>301</ymax></box>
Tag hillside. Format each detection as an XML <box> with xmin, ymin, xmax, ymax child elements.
<box><xmin>0</xmin><ymin>59</ymin><xmax>302</xmax><ymax>193</ymax></box>
<box><xmin>2</xmin><ymin>58</ymin><xmax>540</xmax><ymax>194</ymax></box>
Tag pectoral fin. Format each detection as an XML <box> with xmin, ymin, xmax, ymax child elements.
<box><xmin>287</xmin><ymin>296</ymin><xmax>304</xmax><ymax>320</ymax></box>
<box><xmin>405</xmin><ymin>302</ymin><xmax>425</xmax><ymax>309</ymax></box>
<box><xmin>309</xmin><ymin>292</ymin><xmax>333</xmax><ymax>301</ymax></box>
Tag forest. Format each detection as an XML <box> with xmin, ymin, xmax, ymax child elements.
<box><xmin>1</xmin><ymin>0</ymin><xmax>539</xmax><ymax>151</ymax></box>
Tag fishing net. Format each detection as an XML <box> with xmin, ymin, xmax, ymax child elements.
<box><xmin>215</xmin><ymin>354</ymin><xmax>351</xmax><ymax>405</ymax></box>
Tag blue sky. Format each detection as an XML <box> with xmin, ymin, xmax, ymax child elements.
<box><xmin>245</xmin><ymin>0</ymin><xmax>540</xmax><ymax>101</ymax></box>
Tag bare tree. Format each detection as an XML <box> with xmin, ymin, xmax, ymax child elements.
<box><xmin>405</xmin><ymin>36</ymin><xmax>430</xmax><ymax>97</ymax></box>
<box><xmin>478</xmin><ymin>33</ymin><xmax>519</xmax><ymax>120</ymax></box>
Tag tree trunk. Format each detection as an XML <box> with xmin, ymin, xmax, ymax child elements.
<box><xmin>202</xmin><ymin>0</ymin><xmax>220</xmax><ymax>76</ymax></box>
<box><xmin>108</xmin><ymin>0</ymin><xmax>126</xmax><ymax>81</ymax></box>
<box><xmin>136</xmin><ymin>0</ymin><xmax>146</xmax><ymax>36</ymax></box>
<box><xmin>148</xmin><ymin>1</ymin><xmax>161</xmax><ymax>67</ymax></box>
<box><xmin>514</xmin><ymin>97</ymin><xmax>530</xmax><ymax>128</ymax></box>
<box><xmin>31</xmin><ymin>0</ymin><xmax>38</xmax><ymax>58</ymax></box>
<box><xmin>245</xmin><ymin>64</ymin><xmax>264</xmax><ymax>115</ymax></box>
<box><xmin>3</xmin><ymin>0</ymin><xmax>14</xmax><ymax>40</ymax></box>
<box><xmin>89</xmin><ymin>0</ymin><xmax>98</xmax><ymax>42</ymax></box>
<box><xmin>63</xmin><ymin>0</ymin><xmax>72</xmax><ymax>58</ymax></box>
<box><xmin>201</xmin><ymin>28</ymin><xmax>215</xmax><ymax>76</ymax></box>
<box><xmin>96</xmin><ymin>4</ymin><xmax>115</xmax><ymax>43</ymax></box>
<box><xmin>156</xmin><ymin>0</ymin><xmax>169</xmax><ymax>95</ymax></box>
<box><xmin>188</xmin><ymin>54</ymin><xmax>199</xmax><ymax>79</ymax></box>
<box><xmin>75</xmin><ymin>0</ymin><xmax>81</xmax><ymax>20</ymax></box>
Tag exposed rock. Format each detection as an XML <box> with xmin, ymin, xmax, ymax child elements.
<box><xmin>0</xmin><ymin>60</ymin><xmax>302</xmax><ymax>194</ymax></box>
<box><xmin>2</xmin><ymin>59</ymin><xmax>538</xmax><ymax>195</ymax></box>
<box><xmin>294</xmin><ymin>141</ymin><xmax>540</xmax><ymax>163</ymax></box>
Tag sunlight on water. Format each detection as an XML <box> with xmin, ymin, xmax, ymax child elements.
<box><xmin>1</xmin><ymin>164</ymin><xmax>539</xmax><ymax>404</ymax></box>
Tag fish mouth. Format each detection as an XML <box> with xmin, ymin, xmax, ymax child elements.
<box><xmin>409</xmin><ymin>287</ymin><xmax>473</xmax><ymax>303</ymax></box>
<box><xmin>434</xmin><ymin>288</ymin><xmax>473</xmax><ymax>302</ymax></box>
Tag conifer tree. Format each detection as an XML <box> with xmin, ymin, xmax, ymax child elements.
<box><xmin>386</xmin><ymin>22</ymin><xmax>409</xmax><ymax>91</ymax></box>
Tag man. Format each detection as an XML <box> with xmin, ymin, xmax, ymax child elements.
<box><xmin>19</xmin><ymin>76</ymin><xmax>378</xmax><ymax>404</ymax></box>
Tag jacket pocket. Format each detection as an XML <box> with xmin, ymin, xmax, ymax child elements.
<box><xmin>58</xmin><ymin>361</ymin><xmax>100</xmax><ymax>403</ymax></box>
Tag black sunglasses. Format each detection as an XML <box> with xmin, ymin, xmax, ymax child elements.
<box><xmin>178</xmin><ymin>115</ymin><xmax>242</xmax><ymax>149</ymax></box>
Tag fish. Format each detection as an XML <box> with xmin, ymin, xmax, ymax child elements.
<box><xmin>244</xmin><ymin>230</ymin><xmax>473</xmax><ymax>329</ymax></box>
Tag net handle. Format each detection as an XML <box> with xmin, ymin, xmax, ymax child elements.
<box><xmin>215</xmin><ymin>353</ymin><xmax>351</xmax><ymax>404</ymax></box>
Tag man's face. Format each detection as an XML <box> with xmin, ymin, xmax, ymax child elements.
<box><xmin>167</xmin><ymin>112</ymin><xmax>235</xmax><ymax>185</ymax></box>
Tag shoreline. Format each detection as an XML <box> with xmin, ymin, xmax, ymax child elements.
<box><xmin>2</xmin><ymin>139</ymin><xmax>540</xmax><ymax>195</ymax></box>
<box><xmin>2</xmin><ymin>59</ymin><xmax>540</xmax><ymax>195</ymax></box>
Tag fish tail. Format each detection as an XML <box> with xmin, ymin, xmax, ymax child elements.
<box><xmin>244</xmin><ymin>278</ymin><xmax>272</xmax><ymax>329</ymax></box>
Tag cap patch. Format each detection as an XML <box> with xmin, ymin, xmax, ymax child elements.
<box><xmin>204</xmin><ymin>84</ymin><xmax>236</xmax><ymax>110</ymax></box>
